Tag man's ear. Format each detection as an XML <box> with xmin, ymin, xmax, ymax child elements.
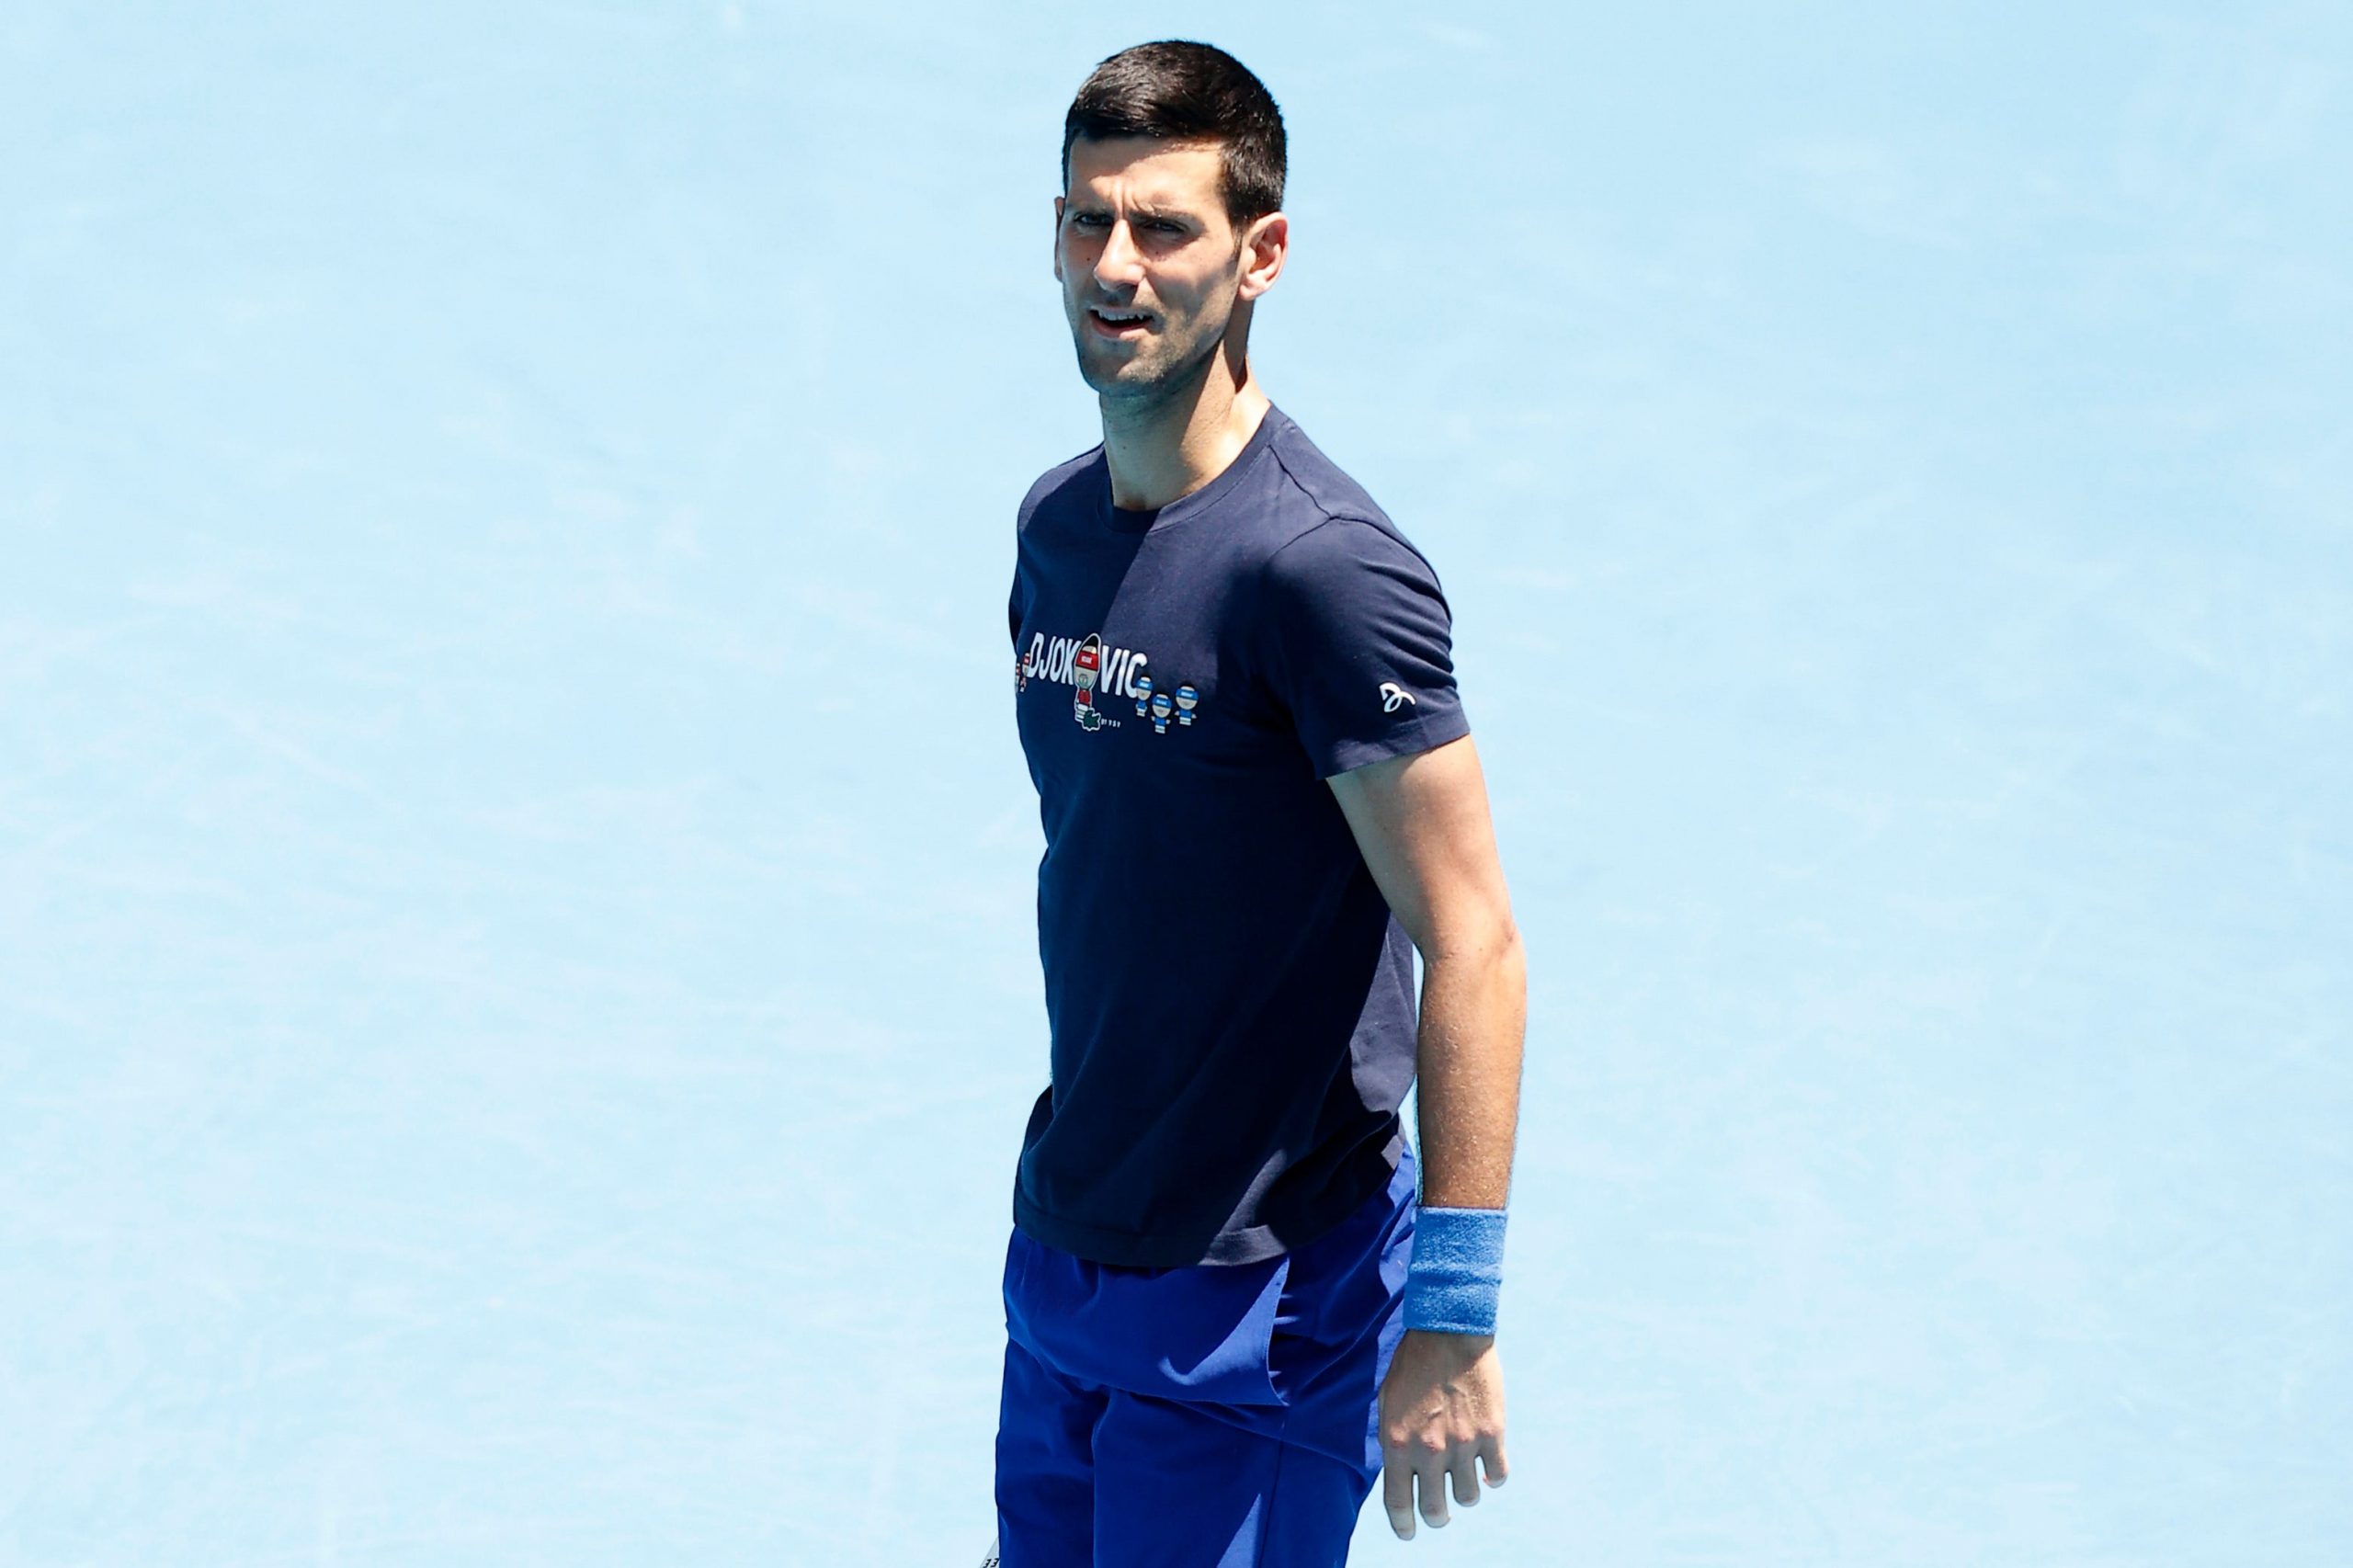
<box><xmin>1237</xmin><ymin>210</ymin><xmax>1289</xmax><ymax>301</ymax></box>
<box><xmin>1051</xmin><ymin>196</ymin><xmax>1065</xmax><ymax>281</ymax></box>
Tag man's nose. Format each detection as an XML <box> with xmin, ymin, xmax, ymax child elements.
<box><xmin>1093</xmin><ymin>219</ymin><xmax>1146</xmax><ymax>288</ymax></box>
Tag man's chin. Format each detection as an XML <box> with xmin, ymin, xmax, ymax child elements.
<box><xmin>1074</xmin><ymin>339</ymin><xmax>1218</xmax><ymax>403</ymax></box>
<box><xmin>1075</xmin><ymin>352</ymin><xmax>1168</xmax><ymax>398</ymax></box>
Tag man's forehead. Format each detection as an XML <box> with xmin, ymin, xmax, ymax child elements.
<box><xmin>1066</xmin><ymin>137</ymin><xmax>1223</xmax><ymax>209</ymax></box>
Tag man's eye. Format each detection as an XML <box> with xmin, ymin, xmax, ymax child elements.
<box><xmin>1068</xmin><ymin>214</ymin><xmax>1184</xmax><ymax>233</ymax></box>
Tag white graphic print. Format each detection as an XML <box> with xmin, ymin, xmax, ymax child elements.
<box><xmin>1020</xmin><ymin>629</ymin><xmax>1202</xmax><ymax>737</ymax></box>
<box><xmin>1379</xmin><ymin>681</ymin><xmax>1416</xmax><ymax>713</ymax></box>
<box><xmin>1023</xmin><ymin>632</ymin><xmax>1148</xmax><ymax>701</ymax></box>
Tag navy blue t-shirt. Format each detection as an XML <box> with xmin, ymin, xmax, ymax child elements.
<box><xmin>1007</xmin><ymin>403</ymin><xmax>1471</xmax><ymax>1267</ymax></box>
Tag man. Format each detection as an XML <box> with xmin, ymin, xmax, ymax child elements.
<box><xmin>995</xmin><ymin>40</ymin><xmax>1526</xmax><ymax>1565</ymax></box>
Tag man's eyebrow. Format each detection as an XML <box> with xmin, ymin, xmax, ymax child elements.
<box><xmin>1067</xmin><ymin>195</ymin><xmax>1198</xmax><ymax>222</ymax></box>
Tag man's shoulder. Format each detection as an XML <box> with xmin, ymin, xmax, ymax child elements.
<box><xmin>1258</xmin><ymin>407</ymin><xmax>1396</xmax><ymax>541</ymax></box>
<box><xmin>1017</xmin><ymin>442</ymin><xmax>1106</xmax><ymax>532</ymax></box>
<box><xmin>1251</xmin><ymin>412</ymin><xmax>1440</xmax><ymax>589</ymax></box>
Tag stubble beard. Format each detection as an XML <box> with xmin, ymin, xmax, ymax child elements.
<box><xmin>1076</xmin><ymin>307</ymin><xmax>1230</xmax><ymax>417</ymax></box>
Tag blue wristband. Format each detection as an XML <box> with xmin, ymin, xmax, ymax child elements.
<box><xmin>1402</xmin><ymin>1205</ymin><xmax>1506</xmax><ymax>1335</ymax></box>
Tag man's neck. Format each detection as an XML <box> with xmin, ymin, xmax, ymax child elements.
<box><xmin>1099</xmin><ymin>356</ymin><xmax>1272</xmax><ymax>515</ymax></box>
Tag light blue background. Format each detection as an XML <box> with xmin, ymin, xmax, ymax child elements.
<box><xmin>4</xmin><ymin>3</ymin><xmax>2347</xmax><ymax>1562</ymax></box>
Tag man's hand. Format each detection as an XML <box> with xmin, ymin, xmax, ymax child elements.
<box><xmin>1377</xmin><ymin>1327</ymin><xmax>1508</xmax><ymax>1538</ymax></box>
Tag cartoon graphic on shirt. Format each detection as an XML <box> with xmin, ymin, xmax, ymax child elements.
<box><xmin>1023</xmin><ymin>629</ymin><xmax>1205</xmax><ymax>735</ymax></box>
<box><xmin>1016</xmin><ymin>650</ymin><xmax>1028</xmax><ymax>692</ymax></box>
<box><xmin>1073</xmin><ymin>634</ymin><xmax>1105</xmax><ymax>731</ymax></box>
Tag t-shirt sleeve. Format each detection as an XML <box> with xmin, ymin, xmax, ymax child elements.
<box><xmin>1258</xmin><ymin>517</ymin><xmax>1472</xmax><ymax>779</ymax></box>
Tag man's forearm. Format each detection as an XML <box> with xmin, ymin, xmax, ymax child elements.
<box><xmin>1412</xmin><ymin>926</ymin><xmax>1527</xmax><ymax>1210</ymax></box>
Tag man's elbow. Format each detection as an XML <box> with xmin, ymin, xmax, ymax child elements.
<box><xmin>1420</xmin><ymin>908</ymin><xmax>1524</xmax><ymax>976</ymax></box>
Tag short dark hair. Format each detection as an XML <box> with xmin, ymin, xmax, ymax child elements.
<box><xmin>1061</xmin><ymin>40</ymin><xmax>1287</xmax><ymax>226</ymax></box>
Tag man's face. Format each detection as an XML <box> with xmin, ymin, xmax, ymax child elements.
<box><xmin>1054</xmin><ymin>136</ymin><xmax>1272</xmax><ymax>400</ymax></box>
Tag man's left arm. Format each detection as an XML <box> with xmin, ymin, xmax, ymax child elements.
<box><xmin>1327</xmin><ymin>732</ymin><xmax>1526</xmax><ymax>1541</ymax></box>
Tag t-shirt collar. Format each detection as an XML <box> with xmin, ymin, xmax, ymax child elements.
<box><xmin>1097</xmin><ymin>403</ymin><xmax>1287</xmax><ymax>537</ymax></box>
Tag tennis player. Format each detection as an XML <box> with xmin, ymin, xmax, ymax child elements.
<box><xmin>996</xmin><ymin>39</ymin><xmax>1527</xmax><ymax>1565</ymax></box>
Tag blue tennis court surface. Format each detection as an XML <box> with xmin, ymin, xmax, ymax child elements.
<box><xmin>4</xmin><ymin>3</ymin><xmax>2347</xmax><ymax>1562</ymax></box>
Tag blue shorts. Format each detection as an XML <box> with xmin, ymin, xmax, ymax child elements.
<box><xmin>994</xmin><ymin>1145</ymin><xmax>1417</xmax><ymax>1567</ymax></box>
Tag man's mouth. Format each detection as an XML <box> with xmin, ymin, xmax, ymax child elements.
<box><xmin>1088</xmin><ymin>306</ymin><xmax>1154</xmax><ymax>337</ymax></box>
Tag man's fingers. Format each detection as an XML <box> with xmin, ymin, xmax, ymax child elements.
<box><xmin>1416</xmin><ymin>1458</ymin><xmax>1452</xmax><ymax>1528</ymax></box>
<box><xmin>1382</xmin><ymin>1451</ymin><xmax>1417</xmax><ymax>1540</ymax></box>
<box><xmin>1450</xmin><ymin>1456</ymin><xmax>1483</xmax><ymax>1507</ymax></box>
<box><xmin>1390</xmin><ymin>1438</ymin><xmax>1509</xmax><ymax>1535</ymax></box>
<box><xmin>1479</xmin><ymin>1436</ymin><xmax>1509</xmax><ymax>1488</ymax></box>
